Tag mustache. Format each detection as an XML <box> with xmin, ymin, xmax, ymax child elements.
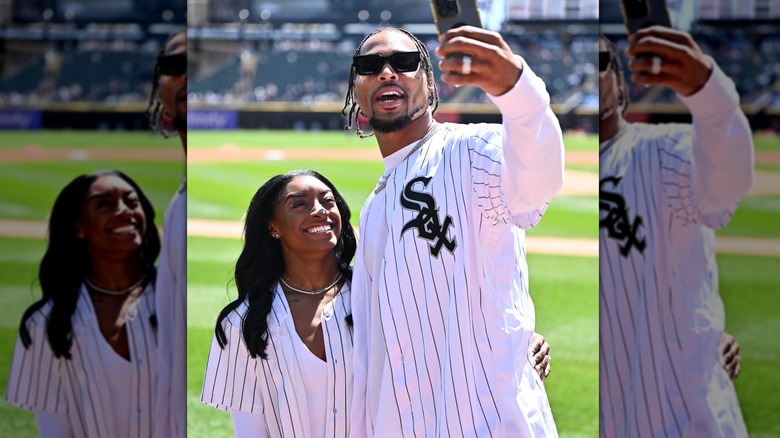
<box><xmin>371</xmin><ymin>81</ymin><xmax>408</xmax><ymax>99</ymax></box>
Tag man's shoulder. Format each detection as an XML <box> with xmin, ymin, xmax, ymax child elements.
<box><xmin>623</xmin><ymin>122</ymin><xmax>692</xmax><ymax>151</ymax></box>
<box><xmin>438</xmin><ymin>122</ymin><xmax>503</xmax><ymax>152</ymax></box>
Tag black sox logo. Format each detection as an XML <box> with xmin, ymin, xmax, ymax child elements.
<box><xmin>599</xmin><ymin>176</ymin><xmax>646</xmax><ymax>257</ymax></box>
<box><xmin>400</xmin><ymin>176</ymin><xmax>457</xmax><ymax>257</ymax></box>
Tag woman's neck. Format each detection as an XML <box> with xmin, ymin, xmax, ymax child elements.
<box><xmin>87</xmin><ymin>254</ymin><xmax>145</xmax><ymax>290</ymax></box>
<box><xmin>281</xmin><ymin>255</ymin><xmax>340</xmax><ymax>291</ymax></box>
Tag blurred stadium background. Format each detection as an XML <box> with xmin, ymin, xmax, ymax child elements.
<box><xmin>1</xmin><ymin>0</ymin><xmax>186</xmax><ymax>129</ymax></box>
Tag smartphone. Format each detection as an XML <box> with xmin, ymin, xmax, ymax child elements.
<box><xmin>620</xmin><ymin>0</ymin><xmax>672</xmax><ymax>35</ymax></box>
<box><xmin>430</xmin><ymin>0</ymin><xmax>483</xmax><ymax>35</ymax></box>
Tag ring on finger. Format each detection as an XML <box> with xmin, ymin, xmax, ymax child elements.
<box><xmin>461</xmin><ymin>55</ymin><xmax>472</xmax><ymax>75</ymax></box>
<box><xmin>651</xmin><ymin>55</ymin><xmax>662</xmax><ymax>75</ymax></box>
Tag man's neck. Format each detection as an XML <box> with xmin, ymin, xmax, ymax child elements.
<box><xmin>374</xmin><ymin>113</ymin><xmax>434</xmax><ymax>158</ymax></box>
<box><xmin>599</xmin><ymin>113</ymin><xmax>622</xmax><ymax>144</ymax></box>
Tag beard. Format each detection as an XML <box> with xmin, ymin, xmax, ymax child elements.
<box><xmin>367</xmin><ymin>99</ymin><xmax>427</xmax><ymax>133</ymax></box>
<box><xmin>368</xmin><ymin>113</ymin><xmax>412</xmax><ymax>133</ymax></box>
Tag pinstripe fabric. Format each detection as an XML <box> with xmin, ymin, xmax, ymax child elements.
<box><xmin>201</xmin><ymin>282</ymin><xmax>353</xmax><ymax>438</ymax></box>
<box><xmin>5</xmin><ymin>283</ymin><xmax>157</xmax><ymax>438</ymax></box>
<box><xmin>153</xmin><ymin>181</ymin><xmax>187</xmax><ymax>438</ymax></box>
<box><xmin>599</xmin><ymin>65</ymin><xmax>752</xmax><ymax>438</ymax></box>
<box><xmin>350</xmin><ymin>62</ymin><xmax>563</xmax><ymax>438</ymax></box>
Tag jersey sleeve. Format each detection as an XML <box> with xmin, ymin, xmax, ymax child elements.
<box><xmin>485</xmin><ymin>55</ymin><xmax>565</xmax><ymax>228</ymax></box>
<box><xmin>200</xmin><ymin>307</ymin><xmax>264</xmax><ymax>415</ymax></box>
<box><xmin>658</xmin><ymin>129</ymin><xmax>737</xmax><ymax>229</ymax></box>
<box><xmin>35</xmin><ymin>410</ymin><xmax>74</xmax><ymax>438</ymax></box>
<box><xmin>661</xmin><ymin>62</ymin><xmax>753</xmax><ymax>229</ymax></box>
<box><xmin>681</xmin><ymin>58</ymin><xmax>754</xmax><ymax>219</ymax></box>
<box><xmin>230</xmin><ymin>409</ymin><xmax>270</xmax><ymax>438</ymax></box>
<box><xmin>5</xmin><ymin>312</ymin><xmax>67</xmax><ymax>415</ymax></box>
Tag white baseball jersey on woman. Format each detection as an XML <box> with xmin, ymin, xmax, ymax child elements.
<box><xmin>6</xmin><ymin>283</ymin><xmax>158</xmax><ymax>438</ymax></box>
<box><xmin>201</xmin><ymin>281</ymin><xmax>353</xmax><ymax>438</ymax></box>
<box><xmin>350</xmin><ymin>59</ymin><xmax>564</xmax><ymax>437</ymax></box>
<box><xmin>153</xmin><ymin>180</ymin><xmax>186</xmax><ymax>438</ymax></box>
<box><xmin>599</xmin><ymin>63</ymin><xmax>753</xmax><ymax>437</ymax></box>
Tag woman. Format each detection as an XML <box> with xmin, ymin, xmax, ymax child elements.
<box><xmin>201</xmin><ymin>170</ymin><xmax>356</xmax><ymax>437</ymax></box>
<box><xmin>201</xmin><ymin>170</ymin><xmax>553</xmax><ymax>437</ymax></box>
<box><xmin>5</xmin><ymin>170</ymin><xmax>160</xmax><ymax>438</ymax></box>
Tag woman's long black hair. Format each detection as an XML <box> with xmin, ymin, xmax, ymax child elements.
<box><xmin>342</xmin><ymin>27</ymin><xmax>439</xmax><ymax>138</ymax></box>
<box><xmin>18</xmin><ymin>170</ymin><xmax>160</xmax><ymax>359</ymax></box>
<box><xmin>214</xmin><ymin>170</ymin><xmax>357</xmax><ymax>359</ymax></box>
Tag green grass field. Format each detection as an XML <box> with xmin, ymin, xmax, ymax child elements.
<box><xmin>0</xmin><ymin>129</ymin><xmax>778</xmax><ymax>437</ymax></box>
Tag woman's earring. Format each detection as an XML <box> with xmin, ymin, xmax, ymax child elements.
<box><xmin>271</xmin><ymin>232</ymin><xmax>279</xmax><ymax>239</ymax></box>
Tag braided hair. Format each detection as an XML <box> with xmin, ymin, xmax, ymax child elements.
<box><xmin>599</xmin><ymin>34</ymin><xmax>629</xmax><ymax>115</ymax></box>
<box><xmin>342</xmin><ymin>27</ymin><xmax>439</xmax><ymax>138</ymax></box>
<box><xmin>146</xmin><ymin>29</ymin><xmax>185</xmax><ymax>138</ymax></box>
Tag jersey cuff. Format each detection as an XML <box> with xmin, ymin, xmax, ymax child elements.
<box><xmin>487</xmin><ymin>55</ymin><xmax>550</xmax><ymax>120</ymax></box>
<box><xmin>678</xmin><ymin>57</ymin><xmax>741</xmax><ymax>121</ymax></box>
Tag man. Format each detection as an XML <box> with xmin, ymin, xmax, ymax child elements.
<box><xmin>344</xmin><ymin>26</ymin><xmax>564</xmax><ymax>436</ymax></box>
<box><xmin>598</xmin><ymin>28</ymin><xmax>752</xmax><ymax>436</ymax></box>
<box><xmin>146</xmin><ymin>29</ymin><xmax>187</xmax><ymax>438</ymax></box>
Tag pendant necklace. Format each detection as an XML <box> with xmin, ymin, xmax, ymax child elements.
<box><xmin>374</xmin><ymin>123</ymin><xmax>440</xmax><ymax>195</ymax></box>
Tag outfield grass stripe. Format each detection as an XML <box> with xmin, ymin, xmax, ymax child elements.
<box><xmin>0</xmin><ymin>148</ymin><xmax>183</xmax><ymax>162</ymax></box>
<box><xmin>749</xmin><ymin>170</ymin><xmax>780</xmax><ymax>195</ymax></box>
<box><xmin>184</xmin><ymin>218</ymin><xmax>780</xmax><ymax>257</ymax></box>
<box><xmin>715</xmin><ymin>237</ymin><xmax>780</xmax><ymax>257</ymax></box>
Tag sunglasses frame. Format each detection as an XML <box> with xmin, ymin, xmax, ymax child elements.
<box><xmin>157</xmin><ymin>53</ymin><xmax>187</xmax><ymax>76</ymax></box>
<box><xmin>352</xmin><ymin>51</ymin><xmax>422</xmax><ymax>76</ymax></box>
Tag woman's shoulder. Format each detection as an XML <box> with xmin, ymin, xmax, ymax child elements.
<box><xmin>21</xmin><ymin>299</ymin><xmax>54</xmax><ymax>328</ymax></box>
<box><xmin>221</xmin><ymin>299</ymin><xmax>250</xmax><ymax>328</ymax></box>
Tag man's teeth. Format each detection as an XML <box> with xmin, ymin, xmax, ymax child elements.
<box><xmin>381</xmin><ymin>92</ymin><xmax>400</xmax><ymax>100</ymax></box>
<box><xmin>307</xmin><ymin>225</ymin><xmax>332</xmax><ymax>234</ymax></box>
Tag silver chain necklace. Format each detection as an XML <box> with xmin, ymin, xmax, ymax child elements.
<box><xmin>374</xmin><ymin>123</ymin><xmax>440</xmax><ymax>194</ymax></box>
<box><xmin>279</xmin><ymin>272</ymin><xmax>343</xmax><ymax>295</ymax></box>
<box><xmin>85</xmin><ymin>275</ymin><xmax>146</xmax><ymax>296</ymax></box>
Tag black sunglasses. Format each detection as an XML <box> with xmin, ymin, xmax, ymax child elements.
<box><xmin>599</xmin><ymin>51</ymin><xmax>610</xmax><ymax>73</ymax></box>
<box><xmin>157</xmin><ymin>53</ymin><xmax>187</xmax><ymax>76</ymax></box>
<box><xmin>352</xmin><ymin>51</ymin><xmax>421</xmax><ymax>76</ymax></box>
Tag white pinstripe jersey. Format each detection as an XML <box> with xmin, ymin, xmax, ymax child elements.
<box><xmin>599</xmin><ymin>65</ymin><xmax>752</xmax><ymax>437</ymax></box>
<box><xmin>201</xmin><ymin>282</ymin><xmax>353</xmax><ymax>438</ymax></box>
<box><xmin>153</xmin><ymin>181</ymin><xmax>187</xmax><ymax>438</ymax></box>
<box><xmin>5</xmin><ymin>283</ymin><xmax>158</xmax><ymax>438</ymax></box>
<box><xmin>350</xmin><ymin>62</ymin><xmax>564</xmax><ymax>437</ymax></box>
